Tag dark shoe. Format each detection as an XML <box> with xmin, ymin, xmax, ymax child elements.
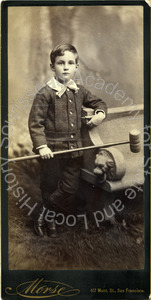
<box><xmin>34</xmin><ymin>219</ymin><xmax>45</xmax><ymax>237</ymax></box>
<box><xmin>46</xmin><ymin>219</ymin><xmax>57</xmax><ymax>238</ymax></box>
<box><xmin>34</xmin><ymin>206</ymin><xmax>46</xmax><ymax>237</ymax></box>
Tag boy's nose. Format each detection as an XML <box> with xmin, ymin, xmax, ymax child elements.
<box><xmin>64</xmin><ymin>64</ymin><xmax>69</xmax><ymax>70</ymax></box>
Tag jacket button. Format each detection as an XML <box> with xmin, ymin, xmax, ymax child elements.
<box><xmin>70</xmin><ymin>146</ymin><xmax>74</xmax><ymax>149</ymax></box>
<box><xmin>71</xmin><ymin>123</ymin><xmax>74</xmax><ymax>127</ymax></box>
<box><xmin>70</xmin><ymin>111</ymin><xmax>73</xmax><ymax>115</ymax></box>
<box><xmin>71</xmin><ymin>135</ymin><xmax>74</xmax><ymax>138</ymax></box>
<box><xmin>69</xmin><ymin>99</ymin><xmax>72</xmax><ymax>103</ymax></box>
<box><xmin>67</xmin><ymin>88</ymin><xmax>70</xmax><ymax>92</ymax></box>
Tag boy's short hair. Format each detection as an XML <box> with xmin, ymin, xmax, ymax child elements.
<box><xmin>50</xmin><ymin>44</ymin><xmax>79</xmax><ymax>65</ymax></box>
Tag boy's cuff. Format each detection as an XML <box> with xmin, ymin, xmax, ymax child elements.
<box><xmin>36</xmin><ymin>144</ymin><xmax>47</xmax><ymax>149</ymax></box>
<box><xmin>95</xmin><ymin>110</ymin><xmax>106</xmax><ymax>117</ymax></box>
<box><xmin>95</xmin><ymin>109</ymin><xmax>105</xmax><ymax>114</ymax></box>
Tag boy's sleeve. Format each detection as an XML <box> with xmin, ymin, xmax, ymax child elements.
<box><xmin>28</xmin><ymin>90</ymin><xmax>49</xmax><ymax>149</ymax></box>
<box><xmin>82</xmin><ymin>87</ymin><xmax>107</xmax><ymax>117</ymax></box>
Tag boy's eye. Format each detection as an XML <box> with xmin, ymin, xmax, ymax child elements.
<box><xmin>56</xmin><ymin>60</ymin><xmax>75</xmax><ymax>65</ymax></box>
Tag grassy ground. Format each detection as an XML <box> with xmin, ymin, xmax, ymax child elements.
<box><xmin>8</xmin><ymin>149</ymin><xmax>144</xmax><ymax>271</ymax></box>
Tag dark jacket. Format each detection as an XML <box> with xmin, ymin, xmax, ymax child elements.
<box><xmin>28</xmin><ymin>84</ymin><xmax>107</xmax><ymax>156</ymax></box>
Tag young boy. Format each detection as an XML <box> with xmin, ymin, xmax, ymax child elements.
<box><xmin>28</xmin><ymin>44</ymin><xmax>107</xmax><ymax>237</ymax></box>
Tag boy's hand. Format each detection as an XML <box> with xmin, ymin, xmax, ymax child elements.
<box><xmin>39</xmin><ymin>146</ymin><xmax>54</xmax><ymax>159</ymax></box>
<box><xmin>87</xmin><ymin>112</ymin><xmax>105</xmax><ymax>127</ymax></box>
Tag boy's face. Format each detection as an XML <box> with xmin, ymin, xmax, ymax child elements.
<box><xmin>51</xmin><ymin>51</ymin><xmax>78</xmax><ymax>83</ymax></box>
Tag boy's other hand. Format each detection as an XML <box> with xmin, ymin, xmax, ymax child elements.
<box><xmin>39</xmin><ymin>146</ymin><xmax>54</xmax><ymax>159</ymax></box>
<box><xmin>87</xmin><ymin>112</ymin><xmax>105</xmax><ymax>128</ymax></box>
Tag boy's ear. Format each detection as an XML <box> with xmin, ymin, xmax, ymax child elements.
<box><xmin>50</xmin><ymin>64</ymin><xmax>55</xmax><ymax>71</ymax></box>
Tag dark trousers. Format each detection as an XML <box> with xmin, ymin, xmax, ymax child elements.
<box><xmin>40</xmin><ymin>156</ymin><xmax>83</xmax><ymax>211</ymax></box>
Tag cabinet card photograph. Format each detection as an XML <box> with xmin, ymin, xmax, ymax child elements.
<box><xmin>1</xmin><ymin>1</ymin><xmax>150</xmax><ymax>299</ymax></box>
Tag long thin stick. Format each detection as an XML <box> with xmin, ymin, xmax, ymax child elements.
<box><xmin>8</xmin><ymin>140</ymin><xmax>130</xmax><ymax>162</ymax></box>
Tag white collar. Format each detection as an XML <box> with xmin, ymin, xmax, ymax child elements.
<box><xmin>46</xmin><ymin>77</ymin><xmax>79</xmax><ymax>97</ymax></box>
